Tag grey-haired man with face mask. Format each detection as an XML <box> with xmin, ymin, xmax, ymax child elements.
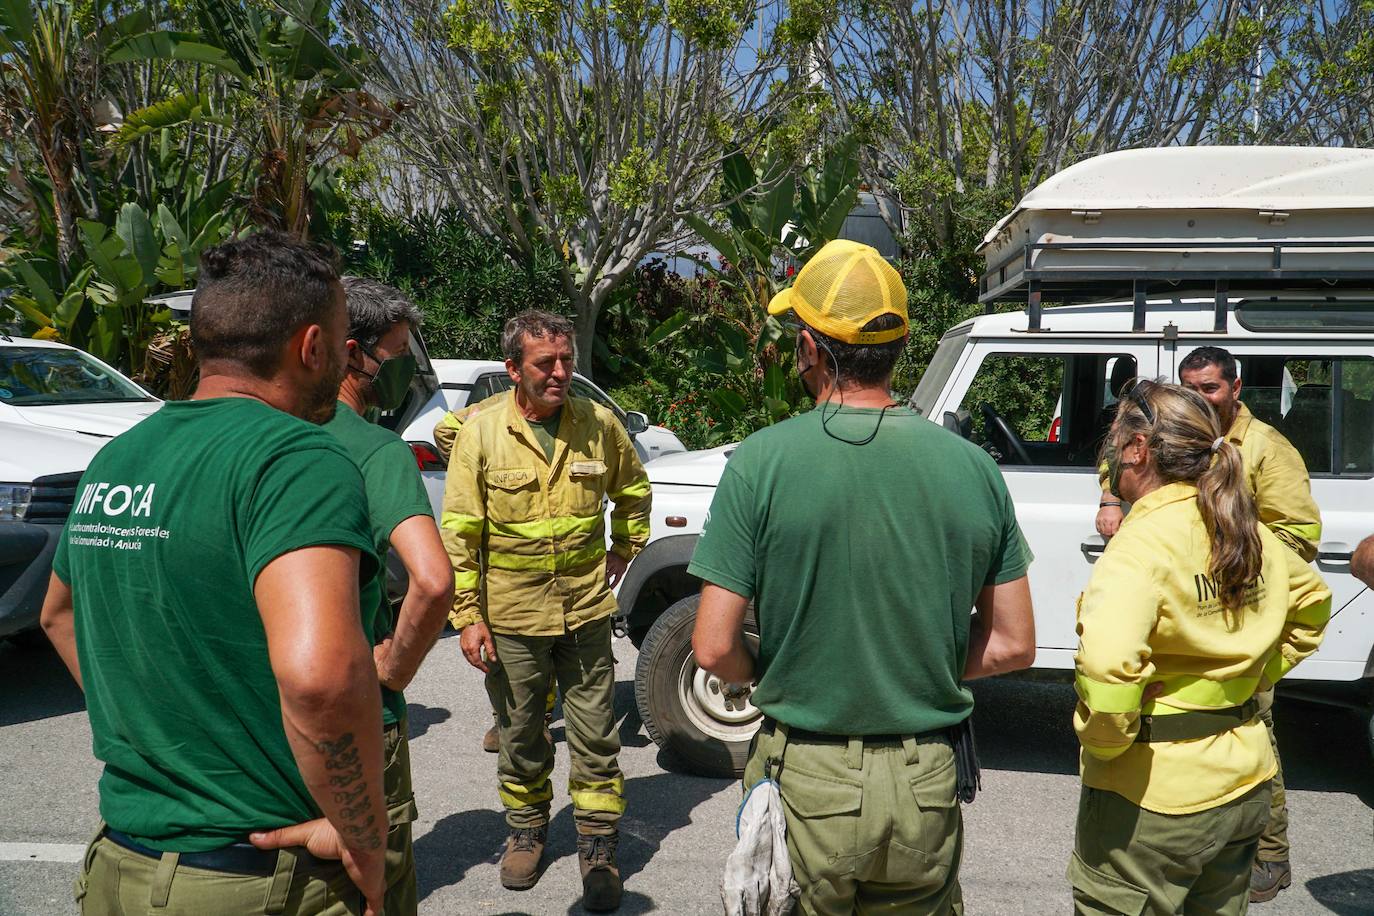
<box><xmin>314</xmin><ymin>276</ymin><xmax>454</xmax><ymax>914</ymax></box>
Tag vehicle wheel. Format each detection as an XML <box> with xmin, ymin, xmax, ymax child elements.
<box><xmin>634</xmin><ymin>594</ymin><xmax>760</xmax><ymax>778</ymax></box>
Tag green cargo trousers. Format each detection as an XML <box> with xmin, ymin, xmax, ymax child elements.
<box><xmin>742</xmin><ymin>723</ymin><xmax>965</xmax><ymax>916</ymax></box>
<box><xmin>75</xmin><ymin>828</ymin><xmax>363</xmax><ymax>915</ymax></box>
<box><xmin>1254</xmin><ymin>687</ymin><xmax>1289</xmax><ymax>862</ymax></box>
<box><xmin>486</xmin><ymin>615</ymin><xmax>624</xmax><ymax>835</ymax></box>
<box><xmin>382</xmin><ymin>718</ymin><xmax>419</xmax><ymax>916</ymax></box>
<box><xmin>1069</xmin><ymin>781</ymin><xmax>1271</xmax><ymax>916</ymax></box>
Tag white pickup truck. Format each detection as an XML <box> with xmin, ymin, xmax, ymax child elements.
<box><xmin>620</xmin><ymin>145</ymin><xmax>1374</xmax><ymax>776</ymax></box>
<box><xmin>0</xmin><ymin>334</ymin><xmax>161</xmax><ymax>639</ymax></box>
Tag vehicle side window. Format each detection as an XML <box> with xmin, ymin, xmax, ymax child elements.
<box><xmin>470</xmin><ymin>372</ymin><xmax>513</xmax><ymax>403</ymax></box>
<box><xmin>570</xmin><ymin>378</ymin><xmax>622</xmax><ymax>419</ymax></box>
<box><xmin>1238</xmin><ymin>356</ymin><xmax>1374</xmax><ymax>476</ymax></box>
<box><xmin>959</xmin><ymin>352</ymin><xmax>1140</xmax><ymax>468</ymax></box>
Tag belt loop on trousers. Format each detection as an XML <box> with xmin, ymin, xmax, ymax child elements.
<box><xmin>901</xmin><ymin>734</ymin><xmax>921</xmax><ymax>766</ymax></box>
<box><xmin>843</xmin><ymin>736</ymin><xmax>863</xmax><ymax>771</ymax></box>
<box><xmin>762</xmin><ymin>721</ymin><xmax>789</xmax><ymax>781</ymax></box>
<box><xmin>263</xmin><ymin>849</ymin><xmax>297</xmax><ymax>915</ymax></box>
<box><xmin>150</xmin><ymin>852</ymin><xmax>179</xmax><ymax>908</ymax></box>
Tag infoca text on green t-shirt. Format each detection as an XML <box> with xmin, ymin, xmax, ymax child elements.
<box><xmin>53</xmin><ymin>398</ymin><xmax>378</xmax><ymax>852</ymax></box>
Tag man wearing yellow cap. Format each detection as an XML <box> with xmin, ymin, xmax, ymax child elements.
<box><xmin>690</xmin><ymin>240</ymin><xmax>1038</xmax><ymax>914</ymax></box>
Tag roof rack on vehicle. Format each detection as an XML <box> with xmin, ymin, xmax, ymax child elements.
<box><xmin>980</xmin><ymin>238</ymin><xmax>1374</xmax><ymax>332</ymax></box>
<box><xmin>974</xmin><ymin>146</ymin><xmax>1374</xmax><ymax>334</ymax></box>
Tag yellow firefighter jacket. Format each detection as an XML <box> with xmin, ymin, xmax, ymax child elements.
<box><xmin>440</xmin><ymin>390</ymin><xmax>652</xmax><ymax>636</ymax></box>
<box><xmin>1074</xmin><ymin>482</ymin><xmax>1331</xmax><ymax>815</ymax></box>
<box><xmin>1102</xmin><ymin>402</ymin><xmax>1322</xmax><ymax>561</ymax></box>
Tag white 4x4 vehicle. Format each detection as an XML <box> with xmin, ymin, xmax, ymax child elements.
<box><xmin>621</xmin><ymin>146</ymin><xmax>1374</xmax><ymax>776</ymax></box>
<box><xmin>0</xmin><ymin>334</ymin><xmax>161</xmax><ymax>639</ymax></box>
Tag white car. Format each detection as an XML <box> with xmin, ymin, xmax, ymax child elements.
<box><xmin>0</xmin><ymin>335</ymin><xmax>161</xmax><ymax>638</ymax></box>
<box><xmin>618</xmin><ymin>145</ymin><xmax>1374</xmax><ymax>776</ymax></box>
<box><xmin>388</xmin><ymin>356</ymin><xmax>688</xmax><ymax>520</ymax></box>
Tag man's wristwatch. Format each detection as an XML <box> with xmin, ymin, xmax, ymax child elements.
<box><xmin>1099</xmin><ymin>500</ymin><xmax>1122</xmax><ymax>508</ymax></box>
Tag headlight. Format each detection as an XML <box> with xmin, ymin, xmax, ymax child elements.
<box><xmin>0</xmin><ymin>483</ymin><xmax>33</xmax><ymax>521</ymax></box>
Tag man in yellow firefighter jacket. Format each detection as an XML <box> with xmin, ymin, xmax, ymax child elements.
<box><xmin>439</xmin><ymin>310</ymin><xmax>651</xmax><ymax>912</ymax></box>
<box><xmin>436</xmin><ymin>394</ymin><xmax>558</xmax><ymax>755</ymax></box>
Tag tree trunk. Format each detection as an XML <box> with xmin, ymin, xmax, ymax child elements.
<box><xmin>573</xmin><ymin>287</ymin><xmax>599</xmax><ymax>379</ymax></box>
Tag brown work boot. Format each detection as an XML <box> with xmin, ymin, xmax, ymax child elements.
<box><xmin>577</xmin><ymin>830</ymin><xmax>622</xmax><ymax>911</ymax></box>
<box><xmin>499</xmin><ymin>826</ymin><xmax>547</xmax><ymax>890</ymax></box>
<box><xmin>481</xmin><ymin>720</ymin><xmax>500</xmax><ymax>753</ymax></box>
<box><xmin>1249</xmin><ymin>859</ymin><xmax>1291</xmax><ymax>903</ymax></box>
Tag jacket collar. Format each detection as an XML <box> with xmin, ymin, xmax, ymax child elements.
<box><xmin>1227</xmin><ymin>402</ymin><xmax>1253</xmax><ymax>445</ymax></box>
<box><xmin>1121</xmin><ymin>481</ymin><xmax>1197</xmax><ymax>529</ymax></box>
<box><xmin>502</xmin><ymin>388</ymin><xmax>589</xmax><ymax>431</ymax></box>
<box><xmin>502</xmin><ymin>388</ymin><xmax>589</xmax><ymax>470</ymax></box>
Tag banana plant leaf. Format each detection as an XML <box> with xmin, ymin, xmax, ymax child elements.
<box><xmin>115</xmin><ymin>204</ymin><xmax>161</xmax><ymax>285</ymax></box>
<box><xmin>106</xmin><ymin>30</ymin><xmax>249</xmax><ymax>81</ymax></box>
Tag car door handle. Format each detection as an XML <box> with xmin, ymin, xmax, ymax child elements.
<box><xmin>1081</xmin><ymin>536</ymin><xmax>1107</xmax><ymax>564</ymax></box>
<box><xmin>1317</xmin><ymin>541</ymin><xmax>1353</xmax><ymax>568</ymax></box>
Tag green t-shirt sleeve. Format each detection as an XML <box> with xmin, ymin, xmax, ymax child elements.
<box><xmin>244</xmin><ymin>446</ymin><xmax>378</xmax><ymax>586</ymax></box>
<box><xmin>987</xmin><ymin>475</ymin><xmax>1033</xmax><ymax>586</ymax></box>
<box><xmin>361</xmin><ymin>438</ymin><xmax>435</xmax><ymax>549</ymax></box>
<box><xmin>687</xmin><ymin>463</ymin><xmax>757</xmax><ymax>599</ymax></box>
<box><xmin>52</xmin><ymin>520</ymin><xmax>70</xmax><ymax>583</ymax></box>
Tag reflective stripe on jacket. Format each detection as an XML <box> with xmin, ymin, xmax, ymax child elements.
<box><xmin>1073</xmin><ymin>481</ymin><xmax>1331</xmax><ymax>815</ymax></box>
<box><xmin>1101</xmin><ymin>402</ymin><xmax>1322</xmax><ymax>561</ymax></box>
<box><xmin>440</xmin><ymin>390</ymin><xmax>651</xmax><ymax>635</ymax></box>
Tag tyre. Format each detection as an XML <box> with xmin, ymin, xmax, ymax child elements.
<box><xmin>634</xmin><ymin>594</ymin><xmax>760</xmax><ymax>777</ymax></box>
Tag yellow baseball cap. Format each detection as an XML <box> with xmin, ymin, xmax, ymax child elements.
<box><xmin>767</xmin><ymin>239</ymin><xmax>909</xmax><ymax>344</ymax></box>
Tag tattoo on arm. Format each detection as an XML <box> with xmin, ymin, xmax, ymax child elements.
<box><xmin>314</xmin><ymin>732</ymin><xmax>383</xmax><ymax>851</ymax></box>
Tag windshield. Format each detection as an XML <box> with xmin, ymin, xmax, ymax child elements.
<box><xmin>0</xmin><ymin>347</ymin><xmax>153</xmax><ymax>406</ymax></box>
<box><xmin>909</xmin><ymin>326</ymin><xmax>971</xmax><ymax>415</ymax></box>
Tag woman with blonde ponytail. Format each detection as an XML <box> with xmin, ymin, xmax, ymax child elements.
<box><xmin>1068</xmin><ymin>380</ymin><xmax>1332</xmax><ymax>916</ymax></box>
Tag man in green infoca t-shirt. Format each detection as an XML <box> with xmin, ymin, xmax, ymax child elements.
<box><xmin>40</xmin><ymin>232</ymin><xmax>389</xmax><ymax>915</ymax></box>
<box><xmin>324</xmin><ymin>277</ymin><xmax>452</xmax><ymax>916</ymax></box>
<box><xmin>690</xmin><ymin>240</ymin><xmax>1038</xmax><ymax>916</ymax></box>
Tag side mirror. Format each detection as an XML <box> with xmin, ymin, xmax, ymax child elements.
<box><xmin>624</xmin><ymin>410</ymin><xmax>650</xmax><ymax>436</ymax></box>
<box><xmin>942</xmin><ymin>409</ymin><xmax>972</xmax><ymax>440</ymax></box>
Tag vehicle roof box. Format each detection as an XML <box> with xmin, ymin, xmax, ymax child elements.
<box><xmin>979</xmin><ymin>146</ymin><xmax>1374</xmax><ymax>305</ymax></box>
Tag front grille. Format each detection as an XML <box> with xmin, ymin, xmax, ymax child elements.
<box><xmin>27</xmin><ymin>471</ymin><xmax>84</xmax><ymax>525</ymax></box>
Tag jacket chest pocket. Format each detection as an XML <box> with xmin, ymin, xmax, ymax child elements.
<box><xmin>487</xmin><ymin>467</ymin><xmax>540</xmax><ymax>521</ymax></box>
<box><xmin>565</xmin><ymin>458</ymin><xmax>607</xmax><ymax>516</ymax></box>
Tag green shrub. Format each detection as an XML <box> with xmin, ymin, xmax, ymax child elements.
<box><xmin>331</xmin><ymin>206</ymin><xmax>571</xmax><ymax>359</ymax></box>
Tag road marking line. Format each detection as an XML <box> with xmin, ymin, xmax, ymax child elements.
<box><xmin>0</xmin><ymin>842</ymin><xmax>86</xmax><ymax>863</ymax></box>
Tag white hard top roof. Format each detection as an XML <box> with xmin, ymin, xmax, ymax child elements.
<box><xmin>982</xmin><ymin>146</ymin><xmax>1374</xmax><ymax>246</ymax></box>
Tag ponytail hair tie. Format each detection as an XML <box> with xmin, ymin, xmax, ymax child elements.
<box><xmin>1211</xmin><ymin>437</ymin><xmax>1225</xmax><ymax>453</ymax></box>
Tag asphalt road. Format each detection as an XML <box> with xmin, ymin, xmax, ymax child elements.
<box><xmin>2</xmin><ymin>632</ymin><xmax>1372</xmax><ymax>915</ymax></box>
